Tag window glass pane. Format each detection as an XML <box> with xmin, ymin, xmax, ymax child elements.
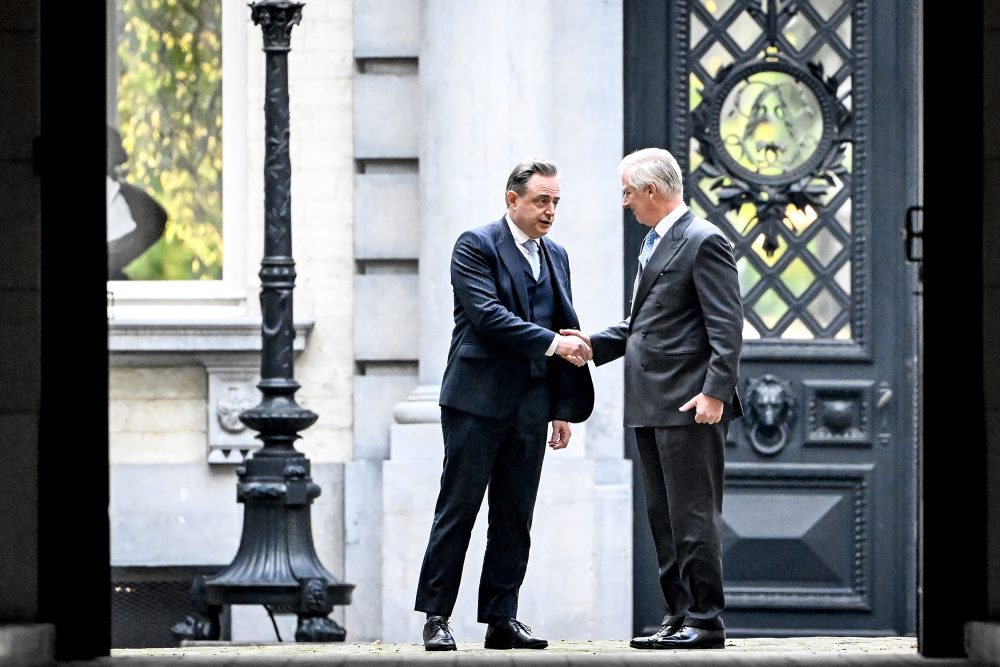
<box><xmin>110</xmin><ymin>0</ymin><xmax>223</xmax><ymax>281</ymax></box>
<box><xmin>688</xmin><ymin>0</ymin><xmax>855</xmax><ymax>343</ymax></box>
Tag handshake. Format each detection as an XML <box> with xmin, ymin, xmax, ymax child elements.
<box><xmin>555</xmin><ymin>329</ymin><xmax>592</xmax><ymax>367</ymax></box>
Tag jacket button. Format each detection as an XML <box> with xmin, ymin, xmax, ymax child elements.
<box><xmin>656</xmin><ymin>300</ymin><xmax>662</xmax><ymax>308</ymax></box>
<box><xmin>641</xmin><ymin>330</ymin><xmax>648</xmax><ymax>337</ymax></box>
<box><xmin>641</xmin><ymin>362</ymin><xmax>647</xmax><ymax>370</ymax></box>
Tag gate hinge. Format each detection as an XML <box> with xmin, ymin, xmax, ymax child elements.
<box><xmin>905</xmin><ymin>205</ymin><xmax>923</xmax><ymax>284</ymax></box>
<box><xmin>905</xmin><ymin>205</ymin><xmax>923</xmax><ymax>263</ymax></box>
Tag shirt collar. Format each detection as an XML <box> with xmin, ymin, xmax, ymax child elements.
<box><xmin>505</xmin><ymin>214</ymin><xmax>535</xmax><ymax>246</ymax></box>
<box><xmin>652</xmin><ymin>203</ymin><xmax>689</xmax><ymax>238</ymax></box>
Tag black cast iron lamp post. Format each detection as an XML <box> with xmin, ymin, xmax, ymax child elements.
<box><xmin>172</xmin><ymin>0</ymin><xmax>353</xmax><ymax>643</ymax></box>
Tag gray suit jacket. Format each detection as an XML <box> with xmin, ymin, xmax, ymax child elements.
<box><xmin>591</xmin><ymin>209</ymin><xmax>744</xmax><ymax>427</ymax></box>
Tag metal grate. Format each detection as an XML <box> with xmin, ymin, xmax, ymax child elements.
<box><xmin>111</xmin><ymin>565</ymin><xmax>231</xmax><ymax>648</ymax></box>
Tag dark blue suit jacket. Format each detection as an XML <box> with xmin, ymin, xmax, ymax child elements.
<box><xmin>439</xmin><ymin>216</ymin><xmax>594</xmax><ymax>423</ymax></box>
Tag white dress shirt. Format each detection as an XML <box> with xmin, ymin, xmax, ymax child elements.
<box><xmin>631</xmin><ymin>204</ymin><xmax>689</xmax><ymax>305</ymax></box>
<box><xmin>505</xmin><ymin>215</ymin><xmax>560</xmax><ymax>357</ymax></box>
<box><xmin>643</xmin><ymin>203</ymin><xmax>689</xmax><ymax>259</ymax></box>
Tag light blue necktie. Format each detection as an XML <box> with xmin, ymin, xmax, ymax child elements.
<box><xmin>524</xmin><ymin>239</ymin><xmax>540</xmax><ymax>280</ymax></box>
<box><xmin>638</xmin><ymin>228</ymin><xmax>659</xmax><ymax>270</ymax></box>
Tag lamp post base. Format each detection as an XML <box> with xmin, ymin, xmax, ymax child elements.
<box><xmin>296</xmin><ymin>615</ymin><xmax>346</xmax><ymax>642</ymax></box>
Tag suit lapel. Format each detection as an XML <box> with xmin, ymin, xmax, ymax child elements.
<box><xmin>540</xmin><ymin>240</ymin><xmax>578</xmax><ymax>326</ymax></box>
<box><xmin>495</xmin><ymin>219</ymin><xmax>531</xmax><ymax>317</ymax></box>
<box><xmin>630</xmin><ymin>211</ymin><xmax>693</xmax><ymax>319</ymax></box>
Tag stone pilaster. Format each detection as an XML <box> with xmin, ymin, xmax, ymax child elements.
<box><xmin>381</xmin><ymin>0</ymin><xmax>632</xmax><ymax>643</ymax></box>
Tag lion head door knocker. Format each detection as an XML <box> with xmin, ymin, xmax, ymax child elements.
<box><xmin>745</xmin><ymin>374</ymin><xmax>796</xmax><ymax>456</ymax></box>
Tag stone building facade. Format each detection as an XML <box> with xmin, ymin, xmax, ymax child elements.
<box><xmin>3</xmin><ymin>1</ymin><xmax>993</xmax><ymax>662</ymax></box>
<box><xmin>107</xmin><ymin>0</ymin><xmax>632</xmax><ymax>643</ymax></box>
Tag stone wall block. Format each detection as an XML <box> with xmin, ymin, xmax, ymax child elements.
<box><xmin>354</xmin><ymin>273</ymin><xmax>419</xmax><ymax>360</ymax></box>
<box><xmin>354</xmin><ymin>74</ymin><xmax>419</xmax><ymax>159</ymax></box>
<box><xmin>355</xmin><ymin>172</ymin><xmax>420</xmax><ymax>259</ymax></box>
<box><xmin>354</xmin><ymin>0</ymin><xmax>420</xmax><ymax>58</ymax></box>
<box><xmin>354</xmin><ymin>373</ymin><xmax>418</xmax><ymax>460</ymax></box>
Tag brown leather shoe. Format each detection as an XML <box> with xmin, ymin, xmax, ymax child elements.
<box><xmin>422</xmin><ymin>615</ymin><xmax>457</xmax><ymax>651</ymax></box>
<box><xmin>484</xmin><ymin>618</ymin><xmax>548</xmax><ymax>649</ymax></box>
<box><xmin>629</xmin><ymin>615</ymin><xmax>685</xmax><ymax>649</ymax></box>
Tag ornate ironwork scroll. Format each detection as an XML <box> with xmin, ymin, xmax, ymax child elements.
<box><xmin>683</xmin><ymin>0</ymin><xmax>868</xmax><ymax>347</ymax></box>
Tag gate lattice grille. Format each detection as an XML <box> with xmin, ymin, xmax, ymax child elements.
<box><xmin>685</xmin><ymin>0</ymin><xmax>861</xmax><ymax>343</ymax></box>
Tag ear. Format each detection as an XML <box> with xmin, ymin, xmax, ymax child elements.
<box><xmin>506</xmin><ymin>190</ymin><xmax>518</xmax><ymax>208</ymax></box>
<box><xmin>645</xmin><ymin>183</ymin><xmax>657</xmax><ymax>198</ymax></box>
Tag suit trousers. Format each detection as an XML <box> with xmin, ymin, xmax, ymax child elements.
<box><xmin>414</xmin><ymin>380</ymin><xmax>550</xmax><ymax>623</ymax></box>
<box><xmin>635</xmin><ymin>422</ymin><xmax>726</xmax><ymax>630</ymax></box>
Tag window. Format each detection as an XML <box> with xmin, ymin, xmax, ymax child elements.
<box><xmin>108</xmin><ymin>0</ymin><xmax>247</xmax><ymax>317</ymax></box>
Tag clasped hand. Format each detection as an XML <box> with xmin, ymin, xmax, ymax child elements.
<box><xmin>556</xmin><ymin>329</ymin><xmax>592</xmax><ymax>367</ymax></box>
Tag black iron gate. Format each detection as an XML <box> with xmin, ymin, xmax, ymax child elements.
<box><xmin>624</xmin><ymin>0</ymin><xmax>920</xmax><ymax>636</ymax></box>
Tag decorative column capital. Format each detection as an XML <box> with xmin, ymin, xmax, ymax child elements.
<box><xmin>250</xmin><ymin>1</ymin><xmax>304</xmax><ymax>51</ymax></box>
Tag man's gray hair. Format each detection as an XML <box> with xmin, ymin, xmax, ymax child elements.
<box><xmin>505</xmin><ymin>158</ymin><xmax>558</xmax><ymax>206</ymax></box>
<box><xmin>619</xmin><ymin>147</ymin><xmax>683</xmax><ymax>199</ymax></box>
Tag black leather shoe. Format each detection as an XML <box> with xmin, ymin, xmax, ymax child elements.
<box><xmin>484</xmin><ymin>618</ymin><xmax>548</xmax><ymax>649</ymax></box>
<box><xmin>422</xmin><ymin>615</ymin><xmax>457</xmax><ymax>651</ymax></box>
<box><xmin>656</xmin><ymin>625</ymin><xmax>726</xmax><ymax>649</ymax></box>
<box><xmin>629</xmin><ymin>615</ymin><xmax>685</xmax><ymax>649</ymax></box>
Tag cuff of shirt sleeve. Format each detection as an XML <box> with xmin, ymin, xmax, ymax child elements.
<box><xmin>544</xmin><ymin>334</ymin><xmax>560</xmax><ymax>357</ymax></box>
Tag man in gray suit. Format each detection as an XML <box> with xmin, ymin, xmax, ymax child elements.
<box><xmin>563</xmin><ymin>147</ymin><xmax>743</xmax><ymax>650</ymax></box>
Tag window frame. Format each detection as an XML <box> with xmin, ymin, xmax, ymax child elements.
<box><xmin>107</xmin><ymin>1</ymin><xmax>248</xmax><ymax>318</ymax></box>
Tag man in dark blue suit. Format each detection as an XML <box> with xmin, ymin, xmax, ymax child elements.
<box><xmin>414</xmin><ymin>159</ymin><xmax>595</xmax><ymax>651</ymax></box>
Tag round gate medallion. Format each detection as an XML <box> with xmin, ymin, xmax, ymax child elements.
<box><xmin>710</xmin><ymin>58</ymin><xmax>836</xmax><ymax>185</ymax></box>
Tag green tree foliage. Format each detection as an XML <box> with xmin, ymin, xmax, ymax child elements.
<box><xmin>116</xmin><ymin>0</ymin><xmax>223</xmax><ymax>280</ymax></box>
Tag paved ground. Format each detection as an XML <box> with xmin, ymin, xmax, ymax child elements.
<box><xmin>63</xmin><ymin>637</ymin><xmax>975</xmax><ymax>666</ymax></box>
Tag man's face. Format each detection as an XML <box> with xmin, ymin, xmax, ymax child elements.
<box><xmin>508</xmin><ymin>174</ymin><xmax>560</xmax><ymax>239</ymax></box>
<box><xmin>621</xmin><ymin>170</ymin><xmax>656</xmax><ymax>227</ymax></box>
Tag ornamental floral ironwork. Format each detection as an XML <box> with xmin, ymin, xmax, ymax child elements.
<box><xmin>685</xmin><ymin>0</ymin><xmax>865</xmax><ymax>343</ymax></box>
<box><xmin>692</xmin><ymin>5</ymin><xmax>852</xmax><ymax>258</ymax></box>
